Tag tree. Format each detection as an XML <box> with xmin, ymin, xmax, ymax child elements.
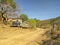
<box><xmin>20</xmin><ymin>14</ymin><xmax>28</xmax><ymax>22</ymax></box>
<box><xmin>0</xmin><ymin>0</ymin><xmax>16</xmax><ymax>9</ymax></box>
<box><xmin>28</xmin><ymin>19</ymin><xmax>37</xmax><ymax>28</ymax></box>
<box><xmin>0</xmin><ymin>0</ymin><xmax>16</xmax><ymax>24</ymax></box>
<box><xmin>36</xmin><ymin>19</ymin><xmax>41</xmax><ymax>28</ymax></box>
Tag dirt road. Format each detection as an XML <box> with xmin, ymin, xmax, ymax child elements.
<box><xmin>0</xmin><ymin>26</ymin><xmax>47</xmax><ymax>45</ymax></box>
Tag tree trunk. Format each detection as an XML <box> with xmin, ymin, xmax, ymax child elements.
<box><xmin>1</xmin><ymin>7</ymin><xmax>6</xmax><ymax>23</ymax></box>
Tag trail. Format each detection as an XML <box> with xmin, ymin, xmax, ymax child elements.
<box><xmin>0</xmin><ymin>26</ymin><xmax>47</xmax><ymax>45</ymax></box>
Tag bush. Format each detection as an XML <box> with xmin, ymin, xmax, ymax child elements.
<box><xmin>28</xmin><ymin>19</ymin><xmax>36</xmax><ymax>28</ymax></box>
<box><xmin>20</xmin><ymin>14</ymin><xmax>28</xmax><ymax>22</ymax></box>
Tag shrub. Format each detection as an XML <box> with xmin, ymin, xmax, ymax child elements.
<box><xmin>28</xmin><ymin>19</ymin><xmax>36</xmax><ymax>28</ymax></box>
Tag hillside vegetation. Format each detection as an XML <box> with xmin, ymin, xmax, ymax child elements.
<box><xmin>37</xmin><ymin>16</ymin><xmax>60</xmax><ymax>30</ymax></box>
<box><xmin>37</xmin><ymin>16</ymin><xmax>60</xmax><ymax>45</ymax></box>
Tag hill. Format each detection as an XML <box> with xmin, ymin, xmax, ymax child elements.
<box><xmin>38</xmin><ymin>16</ymin><xmax>60</xmax><ymax>30</ymax></box>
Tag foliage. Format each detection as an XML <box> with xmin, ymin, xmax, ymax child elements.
<box><xmin>50</xmin><ymin>16</ymin><xmax>60</xmax><ymax>30</ymax></box>
<box><xmin>36</xmin><ymin>20</ymin><xmax>41</xmax><ymax>28</ymax></box>
<box><xmin>37</xmin><ymin>16</ymin><xmax>60</xmax><ymax>29</ymax></box>
<box><xmin>20</xmin><ymin>14</ymin><xmax>28</xmax><ymax>22</ymax></box>
<box><xmin>28</xmin><ymin>19</ymin><xmax>36</xmax><ymax>28</ymax></box>
<box><xmin>0</xmin><ymin>0</ymin><xmax>16</xmax><ymax>9</ymax></box>
<box><xmin>0</xmin><ymin>0</ymin><xmax>16</xmax><ymax>24</ymax></box>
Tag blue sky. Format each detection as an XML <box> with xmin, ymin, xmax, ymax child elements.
<box><xmin>15</xmin><ymin>0</ymin><xmax>60</xmax><ymax>20</ymax></box>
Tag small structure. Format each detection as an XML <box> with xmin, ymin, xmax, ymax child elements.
<box><xmin>7</xmin><ymin>18</ymin><xmax>22</xmax><ymax>27</ymax></box>
<box><xmin>20</xmin><ymin>22</ymin><xmax>29</xmax><ymax>28</ymax></box>
<box><xmin>11</xmin><ymin>20</ymin><xmax>20</xmax><ymax>27</ymax></box>
<box><xmin>7</xmin><ymin>18</ymin><xmax>30</xmax><ymax>28</ymax></box>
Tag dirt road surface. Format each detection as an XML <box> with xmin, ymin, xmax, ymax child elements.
<box><xmin>0</xmin><ymin>25</ymin><xmax>47</xmax><ymax>45</ymax></box>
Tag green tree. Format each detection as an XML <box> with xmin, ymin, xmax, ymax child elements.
<box><xmin>28</xmin><ymin>19</ymin><xmax>37</xmax><ymax>28</ymax></box>
<box><xmin>36</xmin><ymin>20</ymin><xmax>41</xmax><ymax>28</ymax></box>
<box><xmin>20</xmin><ymin>14</ymin><xmax>28</xmax><ymax>22</ymax></box>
